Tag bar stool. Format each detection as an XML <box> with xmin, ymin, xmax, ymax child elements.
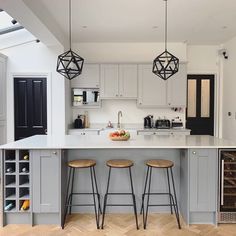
<box><xmin>101</xmin><ymin>159</ymin><xmax>139</xmax><ymax>230</ymax></box>
<box><xmin>63</xmin><ymin>159</ymin><xmax>102</xmax><ymax>229</ymax></box>
<box><xmin>140</xmin><ymin>159</ymin><xmax>181</xmax><ymax>229</ymax></box>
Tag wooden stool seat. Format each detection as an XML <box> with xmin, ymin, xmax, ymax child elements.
<box><xmin>146</xmin><ymin>159</ymin><xmax>174</xmax><ymax>168</ymax></box>
<box><xmin>106</xmin><ymin>159</ymin><xmax>133</xmax><ymax>168</ymax></box>
<box><xmin>68</xmin><ymin>159</ymin><xmax>96</xmax><ymax>168</ymax></box>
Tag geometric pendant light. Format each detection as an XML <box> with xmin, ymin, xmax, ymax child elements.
<box><xmin>152</xmin><ymin>0</ymin><xmax>179</xmax><ymax>80</ymax></box>
<box><xmin>56</xmin><ymin>0</ymin><xmax>84</xmax><ymax>80</ymax></box>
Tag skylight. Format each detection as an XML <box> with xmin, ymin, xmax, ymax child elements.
<box><xmin>0</xmin><ymin>10</ymin><xmax>23</xmax><ymax>34</ymax></box>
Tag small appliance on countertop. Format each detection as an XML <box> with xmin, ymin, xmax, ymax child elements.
<box><xmin>171</xmin><ymin>117</ymin><xmax>184</xmax><ymax>129</ymax></box>
<box><xmin>155</xmin><ymin>118</ymin><xmax>171</xmax><ymax>129</ymax></box>
<box><xmin>144</xmin><ymin>115</ymin><xmax>154</xmax><ymax>128</ymax></box>
<box><xmin>74</xmin><ymin>115</ymin><xmax>84</xmax><ymax>129</ymax></box>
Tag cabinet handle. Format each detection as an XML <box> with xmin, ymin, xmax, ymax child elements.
<box><xmin>116</xmin><ymin>94</ymin><xmax>118</xmax><ymax>97</ymax></box>
<box><xmin>192</xmin><ymin>151</ymin><xmax>196</xmax><ymax>155</ymax></box>
<box><xmin>52</xmin><ymin>151</ymin><xmax>57</xmax><ymax>155</ymax></box>
<box><xmin>120</xmin><ymin>94</ymin><xmax>123</xmax><ymax>97</ymax></box>
<box><xmin>139</xmin><ymin>102</ymin><xmax>142</xmax><ymax>105</ymax></box>
<box><xmin>96</xmin><ymin>84</ymin><xmax>99</xmax><ymax>87</ymax></box>
<box><xmin>153</xmin><ymin>132</ymin><xmax>156</xmax><ymax>135</ymax></box>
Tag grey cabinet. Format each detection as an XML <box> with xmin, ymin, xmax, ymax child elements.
<box><xmin>189</xmin><ymin>149</ymin><xmax>217</xmax><ymax>212</ymax></box>
<box><xmin>32</xmin><ymin>150</ymin><xmax>60</xmax><ymax>213</ymax></box>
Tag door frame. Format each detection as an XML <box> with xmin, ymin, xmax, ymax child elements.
<box><xmin>12</xmin><ymin>72</ymin><xmax>52</xmax><ymax>137</ymax></box>
<box><xmin>186</xmin><ymin>72</ymin><xmax>219</xmax><ymax>137</ymax></box>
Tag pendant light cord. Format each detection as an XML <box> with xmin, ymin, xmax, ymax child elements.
<box><xmin>165</xmin><ymin>0</ymin><xmax>167</xmax><ymax>51</ymax></box>
<box><xmin>69</xmin><ymin>0</ymin><xmax>71</xmax><ymax>50</ymax></box>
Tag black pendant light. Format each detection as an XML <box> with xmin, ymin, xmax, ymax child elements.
<box><xmin>56</xmin><ymin>0</ymin><xmax>84</xmax><ymax>80</ymax></box>
<box><xmin>152</xmin><ymin>0</ymin><xmax>179</xmax><ymax>80</ymax></box>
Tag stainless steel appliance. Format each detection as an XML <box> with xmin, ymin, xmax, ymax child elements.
<box><xmin>155</xmin><ymin>119</ymin><xmax>170</xmax><ymax>129</ymax></box>
<box><xmin>219</xmin><ymin>150</ymin><xmax>236</xmax><ymax>223</ymax></box>
<box><xmin>171</xmin><ymin>117</ymin><xmax>184</xmax><ymax>129</ymax></box>
<box><xmin>144</xmin><ymin>115</ymin><xmax>153</xmax><ymax>128</ymax></box>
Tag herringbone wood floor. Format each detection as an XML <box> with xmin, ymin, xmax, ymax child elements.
<box><xmin>0</xmin><ymin>213</ymin><xmax>235</xmax><ymax>236</ymax></box>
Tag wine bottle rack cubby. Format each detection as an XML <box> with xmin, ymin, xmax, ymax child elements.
<box><xmin>3</xmin><ymin>150</ymin><xmax>31</xmax><ymax>213</ymax></box>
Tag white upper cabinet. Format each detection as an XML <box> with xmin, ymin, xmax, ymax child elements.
<box><xmin>100</xmin><ymin>64</ymin><xmax>138</xmax><ymax>99</ymax></box>
<box><xmin>167</xmin><ymin>64</ymin><xmax>187</xmax><ymax>107</ymax></box>
<box><xmin>138</xmin><ymin>64</ymin><xmax>167</xmax><ymax>107</ymax></box>
<box><xmin>0</xmin><ymin>54</ymin><xmax>6</xmax><ymax>121</ymax></box>
<box><xmin>138</xmin><ymin>64</ymin><xmax>187</xmax><ymax>107</ymax></box>
<box><xmin>100</xmin><ymin>64</ymin><xmax>119</xmax><ymax>98</ymax></box>
<box><xmin>71</xmin><ymin>64</ymin><xmax>100</xmax><ymax>88</ymax></box>
<box><xmin>119</xmin><ymin>64</ymin><xmax>137</xmax><ymax>98</ymax></box>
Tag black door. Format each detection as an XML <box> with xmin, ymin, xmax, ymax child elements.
<box><xmin>186</xmin><ymin>75</ymin><xmax>214</xmax><ymax>135</ymax></box>
<box><xmin>14</xmin><ymin>77</ymin><xmax>47</xmax><ymax>140</ymax></box>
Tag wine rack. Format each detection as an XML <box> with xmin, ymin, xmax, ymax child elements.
<box><xmin>4</xmin><ymin>150</ymin><xmax>31</xmax><ymax>213</ymax></box>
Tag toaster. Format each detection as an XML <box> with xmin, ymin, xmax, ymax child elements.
<box><xmin>155</xmin><ymin>119</ymin><xmax>171</xmax><ymax>129</ymax></box>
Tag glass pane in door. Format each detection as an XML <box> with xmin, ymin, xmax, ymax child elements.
<box><xmin>201</xmin><ymin>79</ymin><xmax>210</xmax><ymax>117</ymax></box>
<box><xmin>187</xmin><ymin>80</ymin><xmax>197</xmax><ymax>117</ymax></box>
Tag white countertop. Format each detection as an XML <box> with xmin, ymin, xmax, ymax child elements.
<box><xmin>1</xmin><ymin>135</ymin><xmax>236</xmax><ymax>150</ymax></box>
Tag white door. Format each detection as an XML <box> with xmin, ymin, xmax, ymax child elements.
<box><xmin>167</xmin><ymin>64</ymin><xmax>187</xmax><ymax>107</ymax></box>
<box><xmin>138</xmin><ymin>64</ymin><xmax>167</xmax><ymax>107</ymax></box>
<box><xmin>119</xmin><ymin>64</ymin><xmax>137</xmax><ymax>98</ymax></box>
<box><xmin>100</xmin><ymin>64</ymin><xmax>119</xmax><ymax>98</ymax></box>
<box><xmin>71</xmin><ymin>64</ymin><xmax>100</xmax><ymax>88</ymax></box>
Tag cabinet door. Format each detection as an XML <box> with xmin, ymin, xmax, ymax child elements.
<box><xmin>119</xmin><ymin>64</ymin><xmax>137</xmax><ymax>98</ymax></box>
<box><xmin>167</xmin><ymin>64</ymin><xmax>187</xmax><ymax>107</ymax></box>
<box><xmin>189</xmin><ymin>149</ymin><xmax>217</xmax><ymax>212</ymax></box>
<box><xmin>71</xmin><ymin>64</ymin><xmax>99</xmax><ymax>88</ymax></box>
<box><xmin>0</xmin><ymin>120</ymin><xmax>6</xmax><ymax>145</ymax></box>
<box><xmin>138</xmin><ymin>64</ymin><xmax>167</xmax><ymax>107</ymax></box>
<box><xmin>0</xmin><ymin>55</ymin><xmax>6</xmax><ymax>121</ymax></box>
<box><xmin>100</xmin><ymin>64</ymin><xmax>119</xmax><ymax>98</ymax></box>
<box><xmin>32</xmin><ymin>150</ymin><xmax>60</xmax><ymax>213</ymax></box>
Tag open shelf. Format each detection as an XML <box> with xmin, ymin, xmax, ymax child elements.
<box><xmin>5</xmin><ymin>150</ymin><xmax>16</xmax><ymax>161</ymax></box>
<box><xmin>19</xmin><ymin>200</ymin><xmax>30</xmax><ymax>212</ymax></box>
<box><xmin>19</xmin><ymin>175</ymin><xmax>30</xmax><ymax>186</ymax></box>
<box><xmin>5</xmin><ymin>188</ymin><xmax>16</xmax><ymax>199</ymax></box>
<box><xmin>19</xmin><ymin>150</ymin><xmax>29</xmax><ymax>161</ymax></box>
<box><xmin>19</xmin><ymin>187</ymin><xmax>30</xmax><ymax>199</ymax></box>
<box><xmin>19</xmin><ymin>162</ymin><xmax>29</xmax><ymax>174</ymax></box>
<box><xmin>5</xmin><ymin>175</ymin><xmax>16</xmax><ymax>187</ymax></box>
<box><xmin>5</xmin><ymin>162</ymin><xmax>16</xmax><ymax>174</ymax></box>
<box><xmin>4</xmin><ymin>200</ymin><xmax>16</xmax><ymax>212</ymax></box>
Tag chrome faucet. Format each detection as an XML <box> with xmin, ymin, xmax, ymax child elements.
<box><xmin>117</xmin><ymin>111</ymin><xmax>123</xmax><ymax>129</ymax></box>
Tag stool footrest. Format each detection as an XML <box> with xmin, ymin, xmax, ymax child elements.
<box><xmin>71</xmin><ymin>192</ymin><xmax>100</xmax><ymax>195</ymax></box>
<box><xmin>106</xmin><ymin>192</ymin><xmax>133</xmax><ymax>195</ymax></box>
<box><xmin>66</xmin><ymin>204</ymin><xmax>96</xmax><ymax>207</ymax></box>
<box><xmin>148</xmin><ymin>204</ymin><xmax>176</xmax><ymax>207</ymax></box>
<box><xmin>106</xmin><ymin>204</ymin><xmax>134</xmax><ymax>207</ymax></box>
<box><xmin>143</xmin><ymin>192</ymin><xmax>172</xmax><ymax>196</ymax></box>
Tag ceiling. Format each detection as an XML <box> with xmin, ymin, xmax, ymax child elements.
<box><xmin>21</xmin><ymin>0</ymin><xmax>236</xmax><ymax>44</ymax></box>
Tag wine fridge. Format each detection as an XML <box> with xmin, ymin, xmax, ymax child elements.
<box><xmin>219</xmin><ymin>150</ymin><xmax>236</xmax><ymax>223</ymax></box>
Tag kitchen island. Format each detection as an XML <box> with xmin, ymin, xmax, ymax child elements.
<box><xmin>1</xmin><ymin>134</ymin><xmax>236</xmax><ymax>227</ymax></box>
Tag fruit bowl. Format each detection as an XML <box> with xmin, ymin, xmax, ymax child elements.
<box><xmin>109</xmin><ymin>130</ymin><xmax>130</xmax><ymax>141</ymax></box>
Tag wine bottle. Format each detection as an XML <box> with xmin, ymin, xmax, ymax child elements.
<box><xmin>23</xmin><ymin>154</ymin><xmax>29</xmax><ymax>160</ymax></box>
<box><xmin>5</xmin><ymin>202</ymin><xmax>14</xmax><ymax>211</ymax></box>
<box><xmin>21</xmin><ymin>167</ymin><xmax>28</xmax><ymax>173</ymax></box>
<box><xmin>6</xmin><ymin>167</ymin><xmax>14</xmax><ymax>173</ymax></box>
<box><xmin>21</xmin><ymin>200</ymin><xmax>30</xmax><ymax>211</ymax></box>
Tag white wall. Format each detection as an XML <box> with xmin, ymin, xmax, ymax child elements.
<box><xmin>72</xmin><ymin>100</ymin><xmax>185</xmax><ymax>125</ymax></box>
<box><xmin>1</xmin><ymin>42</ymin><xmax>67</xmax><ymax>142</ymax></box>
<box><xmin>222</xmin><ymin>36</ymin><xmax>236</xmax><ymax>141</ymax></box>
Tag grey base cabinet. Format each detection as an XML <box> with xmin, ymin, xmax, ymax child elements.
<box><xmin>32</xmin><ymin>150</ymin><xmax>60</xmax><ymax>213</ymax></box>
<box><xmin>189</xmin><ymin>149</ymin><xmax>218</xmax><ymax>224</ymax></box>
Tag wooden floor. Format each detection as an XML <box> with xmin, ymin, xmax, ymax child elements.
<box><xmin>0</xmin><ymin>213</ymin><xmax>236</xmax><ymax>236</ymax></box>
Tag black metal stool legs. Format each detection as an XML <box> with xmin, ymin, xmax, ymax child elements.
<box><xmin>170</xmin><ymin>167</ymin><xmax>181</xmax><ymax>229</ymax></box>
<box><xmin>129</xmin><ymin>167</ymin><xmax>139</xmax><ymax>230</ymax></box>
<box><xmin>90</xmin><ymin>167</ymin><xmax>100</xmax><ymax>229</ymax></box>
<box><xmin>166</xmin><ymin>168</ymin><xmax>173</xmax><ymax>214</ymax></box>
<box><xmin>69</xmin><ymin>168</ymin><xmax>75</xmax><ymax>215</ymax></box>
<box><xmin>92</xmin><ymin>166</ymin><xmax>102</xmax><ymax>215</ymax></box>
<box><xmin>143</xmin><ymin>166</ymin><xmax>152</xmax><ymax>229</ymax></box>
<box><xmin>62</xmin><ymin>167</ymin><xmax>72</xmax><ymax>229</ymax></box>
<box><xmin>140</xmin><ymin>166</ymin><xmax>150</xmax><ymax>215</ymax></box>
<box><xmin>101</xmin><ymin>167</ymin><xmax>111</xmax><ymax>229</ymax></box>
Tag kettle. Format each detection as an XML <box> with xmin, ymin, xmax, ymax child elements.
<box><xmin>74</xmin><ymin>115</ymin><xmax>84</xmax><ymax>129</ymax></box>
<box><xmin>144</xmin><ymin>115</ymin><xmax>153</xmax><ymax>128</ymax></box>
